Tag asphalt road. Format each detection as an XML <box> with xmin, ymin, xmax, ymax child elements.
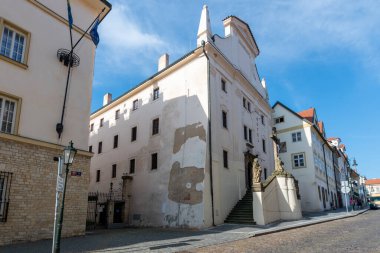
<box><xmin>185</xmin><ymin>209</ymin><xmax>380</xmax><ymax>253</ymax></box>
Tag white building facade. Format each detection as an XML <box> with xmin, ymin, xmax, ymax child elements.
<box><xmin>89</xmin><ymin>6</ymin><xmax>275</xmax><ymax>228</ymax></box>
<box><xmin>272</xmin><ymin>102</ymin><xmax>337</xmax><ymax>212</ymax></box>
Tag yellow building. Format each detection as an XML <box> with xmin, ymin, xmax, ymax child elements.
<box><xmin>0</xmin><ymin>0</ymin><xmax>111</xmax><ymax>245</ymax></box>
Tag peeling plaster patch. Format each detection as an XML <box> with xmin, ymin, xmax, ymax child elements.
<box><xmin>168</xmin><ymin>162</ymin><xmax>204</xmax><ymax>204</ymax></box>
<box><xmin>173</xmin><ymin>122</ymin><xmax>206</xmax><ymax>154</ymax></box>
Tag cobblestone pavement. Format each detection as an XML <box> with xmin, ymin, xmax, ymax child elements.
<box><xmin>183</xmin><ymin>209</ymin><xmax>380</xmax><ymax>253</ymax></box>
<box><xmin>0</xmin><ymin>208</ymin><xmax>370</xmax><ymax>253</ymax></box>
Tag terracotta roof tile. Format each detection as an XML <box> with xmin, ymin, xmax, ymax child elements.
<box><xmin>298</xmin><ymin>108</ymin><xmax>315</xmax><ymax>123</ymax></box>
<box><xmin>365</xmin><ymin>179</ymin><xmax>380</xmax><ymax>185</ymax></box>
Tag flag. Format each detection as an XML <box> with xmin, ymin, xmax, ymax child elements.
<box><xmin>67</xmin><ymin>0</ymin><xmax>73</xmax><ymax>29</ymax></box>
<box><xmin>90</xmin><ymin>18</ymin><xmax>100</xmax><ymax>46</ymax></box>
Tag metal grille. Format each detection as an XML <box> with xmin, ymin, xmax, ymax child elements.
<box><xmin>0</xmin><ymin>171</ymin><xmax>13</xmax><ymax>222</ymax></box>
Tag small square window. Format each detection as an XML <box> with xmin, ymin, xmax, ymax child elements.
<box><xmin>153</xmin><ymin>88</ymin><xmax>159</xmax><ymax>100</ymax></box>
<box><xmin>275</xmin><ymin>116</ymin><xmax>284</xmax><ymax>124</ymax></box>
<box><xmin>151</xmin><ymin>153</ymin><xmax>158</xmax><ymax>170</ymax></box>
<box><xmin>262</xmin><ymin>139</ymin><xmax>266</xmax><ymax>153</ymax></box>
<box><xmin>100</xmin><ymin>118</ymin><xmax>104</xmax><ymax>127</ymax></box>
<box><xmin>0</xmin><ymin>24</ymin><xmax>28</xmax><ymax>64</ymax></box>
<box><xmin>98</xmin><ymin>141</ymin><xmax>102</xmax><ymax>154</ymax></box>
<box><xmin>292</xmin><ymin>132</ymin><xmax>302</xmax><ymax>142</ymax></box>
<box><xmin>133</xmin><ymin>99</ymin><xmax>138</xmax><ymax>110</ymax></box>
<box><xmin>131</xmin><ymin>126</ymin><xmax>137</xmax><ymax>141</ymax></box>
<box><xmin>221</xmin><ymin>79</ymin><xmax>227</xmax><ymax>93</ymax></box>
<box><xmin>293</xmin><ymin>153</ymin><xmax>305</xmax><ymax>168</ymax></box>
<box><xmin>152</xmin><ymin>118</ymin><xmax>159</xmax><ymax>135</ymax></box>
<box><xmin>113</xmin><ymin>135</ymin><xmax>118</xmax><ymax>149</ymax></box>
<box><xmin>96</xmin><ymin>170</ymin><xmax>100</xmax><ymax>182</ymax></box>
<box><xmin>115</xmin><ymin>109</ymin><xmax>120</xmax><ymax>120</ymax></box>
<box><xmin>130</xmin><ymin>159</ymin><xmax>135</xmax><ymax>174</ymax></box>
<box><xmin>223</xmin><ymin>150</ymin><xmax>228</xmax><ymax>168</ymax></box>
<box><xmin>112</xmin><ymin>164</ymin><xmax>117</xmax><ymax>178</ymax></box>
<box><xmin>222</xmin><ymin>111</ymin><xmax>227</xmax><ymax>129</ymax></box>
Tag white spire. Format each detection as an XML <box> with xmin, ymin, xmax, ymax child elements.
<box><xmin>197</xmin><ymin>5</ymin><xmax>212</xmax><ymax>46</ymax></box>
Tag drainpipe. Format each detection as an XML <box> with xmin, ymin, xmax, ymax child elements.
<box><xmin>202</xmin><ymin>40</ymin><xmax>215</xmax><ymax>226</ymax></box>
<box><xmin>332</xmin><ymin>149</ymin><xmax>339</xmax><ymax>207</ymax></box>
<box><xmin>322</xmin><ymin>143</ymin><xmax>330</xmax><ymax>197</ymax></box>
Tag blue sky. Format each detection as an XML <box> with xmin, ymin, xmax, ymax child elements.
<box><xmin>92</xmin><ymin>0</ymin><xmax>379</xmax><ymax>179</ymax></box>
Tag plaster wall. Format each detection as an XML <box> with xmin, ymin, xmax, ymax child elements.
<box><xmin>89</xmin><ymin>56</ymin><xmax>209</xmax><ymax>228</ymax></box>
<box><xmin>0</xmin><ymin>0</ymin><xmax>104</xmax><ymax>150</ymax></box>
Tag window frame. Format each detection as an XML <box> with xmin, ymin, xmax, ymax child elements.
<box><xmin>99</xmin><ymin>118</ymin><xmax>104</xmax><ymax>128</ymax></box>
<box><xmin>222</xmin><ymin>110</ymin><xmax>228</xmax><ymax>129</ymax></box>
<box><xmin>115</xmin><ymin>109</ymin><xmax>120</xmax><ymax>120</ymax></box>
<box><xmin>292</xmin><ymin>132</ymin><xmax>302</xmax><ymax>142</ymax></box>
<box><xmin>0</xmin><ymin>92</ymin><xmax>21</xmax><ymax>135</ymax></box>
<box><xmin>243</xmin><ymin>125</ymin><xmax>248</xmax><ymax>140</ymax></box>
<box><xmin>98</xmin><ymin>141</ymin><xmax>102</xmax><ymax>154</ymax></box>
<box><xmin>223</xmin><ymin>150</ymin><xmax>228</xmax><ymax>169</ymax></box>
<box><xmin>132</xmin><ymin>99</ymin><xmax>138</xmax><ymax>111</ymax></box>
<box><xmin>129</xmin><ymin>158</ymin><xmax>136</xmax><ymax>174</ymax></box>
<box><xmin>221</xmin><ymin>79</ymin><xmax>227</xmax><ymax>93</ymax></box>
<box><xmin>131</xmin><ymin>126</ymin><xmax>137</xmax><ymax>142</ymax></box>
<box><xmin>112</xmin><ymin>164</ymin><xmax>117</xmax><ymax>178</ymax></box>
<box><xmin>96</xmin><ymin>170</ymin><xmax>100</xmax><ymax>182</ymax></box>
<box><xmin>0</xmin><ymin>18</ymin><xmax>30</xmax><ymax>68</ymax></box>
<box><xmin>152</xmin><ymin>118</ymin><xmax>159</xmax><ymax>135</ymax></box>
<box><xmin>88</xmin><ymin>145</ymin><xmax>92</xmax><ymax>153</ymax></box>
<box><xmin>248</xmin><ymin>129</ymin><xmax>252</xmax><ymax>143</ymax></box>
<box><xmin>113</xmin><ymin>135</ymin><xmax>118</xmax><ymax>149</ymax></box>
<box><xmin>292</xmin><ymin>152</ymin><xmax>306</xmax><ymax>168</ymax></box>
<box><xmin>275</xmin><ymin>116</ymin><xmax>284</xmax><ymax>124</ymax></box>
<box><xmin>262</xmin><ymin>139</ymin><xmax>266</xmax><ymax>153</ymax></box>
<box><xmin>153</xmin><ymin>87</ymin><xmax>159</xmax><ymax>100</ymax></box>
<box><xmin>0</xmin><ymin>171</ymin><xmax>12</xmax><ymax>222</ymax></box>
<box><xmin>90</xmin><ymin>123</ymin><xmax>94</xmax><ymax>132</ymax></box>
<box><xmin>151</xmin><ymin>153</ymin><xmax>158</xmax><ymax>170</ymax></box>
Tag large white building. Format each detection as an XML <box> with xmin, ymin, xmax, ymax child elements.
<box><xmin>88</xmin><ymin>6</ymin><xmax>275</xmax><ymax>228</ymax></box>
<box><xmin>272</xmin><ymin>102</ymin><xmax>337</xmax><ymax>212</ymax></box>
<box><xmin>0</xmin><ymin>0</ymin><xmax>111</xmax><ymax>245</ymax></box>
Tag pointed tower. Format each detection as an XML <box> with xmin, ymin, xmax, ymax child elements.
<box><xmin>197</xmin><ymin>5</ymin><xmax>212</xmax><ymax>46</ymax></box>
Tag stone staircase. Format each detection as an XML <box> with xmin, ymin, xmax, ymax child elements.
<box><xmin>224</xmin><ymin>190</ymin><xmax>255</xmax><ymax>224</ymax></box>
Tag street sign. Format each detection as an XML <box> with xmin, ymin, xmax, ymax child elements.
<box><xmin>342</xmin><ymin>181</ymin><xmax>349</xmax><ymax>187</ymax></box>
<box><xmin>56</xmin><ymin>175</ymin><xmax>64</xmax><ymax>192</ymax></box>
<box><xmin>341</xmin><ymin>186</ymin><xmax>350</xmax><ymax>194</ymax></box>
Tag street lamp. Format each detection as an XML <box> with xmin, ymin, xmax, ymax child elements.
<box><xmin>54</xmin><ymin>141</ymin><xmax>77</xmax><ymax>253</ymax></box>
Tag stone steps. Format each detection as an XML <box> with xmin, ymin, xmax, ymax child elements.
<box><xmin>224</xmin><ymin>190</ymin><xmax>255</xmax><ymax>225</ymax></box>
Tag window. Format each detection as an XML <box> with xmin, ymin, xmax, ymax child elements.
<box><xmin>264</xmin><ymin>168</ymin><xmax>267</xmax><ymax>180</ymax></box>
<box><xmin>0</xmin><ymin>171</ymin><xmax>12</xmax><ymax>222</ymax></box>
<box><xmin>90</xmin><ymin>123</ymin><xmax>94</xmax><ymax>132</ymax></box>
<box><xmin>131</xmin><ymin>126</ymin><xmax>137</xmax><ymax>141</ymax></box>
<box><xmin>243</xmin><ymin>97</ymin><xmax>246</xmax><ymax>108</ymax></box>
<box><xmin>318</xmin><ymin>186</ymin><xmax>321</xmax><ymax>200</ymax></box>
<box><xmin>130</xmin><ymin>159</ymin><xmax>135</xmax><ymax>174</ymax></box>
<box><xmin>247</xmin><ymin>102</ymin><xmax>251</xmax><ymax>112</ymax></box>
<box><xmin>113</xmin><ymin>135</ymin><xmax>118</xmax><ymax>149</ymax></box>
<box><xmin>112</xmin><ymin>164</ymin><xmax>117</xmax><ymax>178</ymax></box>
<box><xmin>223</xmin><ymin>150</ymin><xmax>228</xmax><ymax>168</ymax></box>
<box><xmin>279</xmin><ymin>142</ymin><xmax>287</xmax><ymax>153</ymax></box>
<box><xmin>244</xmin><ymin>125</ymin><xmax>248</xmax><ymax>140</ymax></box>
<box><xmin>98</xmin><ymin>141</ymin><xmax>102</xmax><ymax>154</ymax></box>
<box><xmin>0</xmin><ymin>23</ymin><xmax>28</xmax><ymax>64</ymax></box>
<box><xmin>221</xmin><ymin>79</ymin><xmax>226</xmax><ymax>93</ymax></box>
<box><xmin>275</xmin><ymin>116</ymin><xmax>284</xmax><ymax>124</ymax></box>
<box><xmin>292</xmin><ymin>132</ymin><xmax>302</xmax><ymax>142</ymax></box>
<box><xmin>0</xmin><ymin>96</ymin><xmax>17</xmax><ymax>134</ymax></box>
<box><xmin>292</xmin><ymin>153</ymin><xmax>305</xmax><ymax>168</ymax></box>
<box><xmin>222</xmin><ymin>111</ymin><xmax>227</xmax><ymax>129</ymax></box>
<box><xmin>96</xmin><ymin>170</ymin><xmax>100</xmax><ymax>182</ymax></box>
<box><xmin>132</xmin><ymin>99</ymin><xmax>138</xmax><ymax>110</ymax></box>
<box><xmin>115</xmin><ymin>109</ymin><xmax>120</xmax><ymax>120</ymax></box>
<box><xmin>262</xmin><ymin>139</ymin><xmax>266</xmax><ymax>153</ymax></box>
<box><xmin>100</xmin><ymin>118</ymin><xmax>104</xmax><ymax>127</ymax></box>
<box><xmin>88</xmin><ymin>145</ymin><xmax>92</xmax><ymax>153</ymax></box>
<box><xmin>152</xmin><ymin>118</ymin><xmax>159</xmax><ymax>135</ymax></box>
<box><xmin>153</xmin><ymin>88</ymin><xmax>159</xmax><ymax>100</ymax></box>
<box><xmin>261</xmin><ymin>115</ymin><xmax>265</xmax><ymax>125</ymax></box>
<box><xmin>151</xmin><ymin>153</ymin><xmax>158</xmax><ymax>170</ymax></box>
<box><xmin>249</xmin><ymin>129</ymin><xmax>252</xmax><ymax>143</ymax></box>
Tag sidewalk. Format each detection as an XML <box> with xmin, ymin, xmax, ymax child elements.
<box><xmin>0</xmin><ymin>208</ymin><xmax>368</xmax><ymax>253</ymax></box>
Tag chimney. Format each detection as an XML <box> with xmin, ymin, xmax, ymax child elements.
<box><xmin>158</xmin><ymin>53</ymin><xmax>169</xmax><ymax>71</ymax></box>
<box><xmin>103</xmin><ymin>93</ymin><xmax>112</xmax><ymax>106</ymax></box>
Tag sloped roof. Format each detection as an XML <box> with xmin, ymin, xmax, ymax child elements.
<box><xmin>298</xmin><ymin>108</ymin><xmax>315</xmax><ymax>123</ymax></box>
<box><xmin>365</xmin><ymin>179</ymin><xmax>380</xmax><ymax>185</ymax></box>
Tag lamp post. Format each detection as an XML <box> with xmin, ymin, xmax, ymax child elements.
<box><xmin>53</xmin><ymin>141</ymin><xmax>77</xmax><ymax>253</ymax></box>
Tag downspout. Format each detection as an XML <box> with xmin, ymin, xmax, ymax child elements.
<box><xmin>322</xmin><ymin>143</ymin><xmax>330</xmax><ymax>196</ymax></box>
<box><xmin>202</xmin><ymin>40</ymin><xmax>215</xmax><ymax>226</ymax></box>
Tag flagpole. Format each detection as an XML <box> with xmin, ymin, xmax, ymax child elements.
<box><xmin>72</xmin><ymin>7</ymin><xmax>105</xmax><ymax>51</ymax></box>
